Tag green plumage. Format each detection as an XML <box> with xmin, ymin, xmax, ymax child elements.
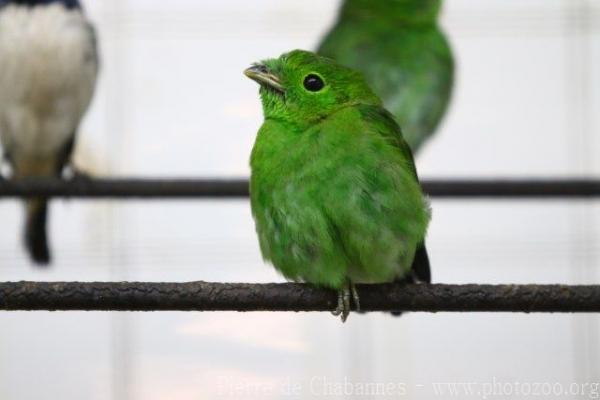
<box><xmin>317</xmin><ymin>0</ymin><xmax>454</xmax><ymax>152</ymax></box>
<box><xmin>246</xmin><ymin>50</ymin><xmax>430</xmax><ymax>297</ymax></box>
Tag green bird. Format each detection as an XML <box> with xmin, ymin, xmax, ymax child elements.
<box><xmin>317</xmin><ymin>0</ymin><xmax>454</xmax><ymax>152</ymax></box>
<box><xmin>245</xmin><ymin>50</ymin><xmax>431</xmax><ymax>321</ymax></box>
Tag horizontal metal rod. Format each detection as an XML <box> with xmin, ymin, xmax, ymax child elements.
<box><xmin>1</xmin><ymin>282</ymin><xmax>600</xmax><ymax>312</ymax></box>
<box><xmin>1</xmin><ymin>178</ymin><xmax>600</xmax><ymax>199</ymax></box>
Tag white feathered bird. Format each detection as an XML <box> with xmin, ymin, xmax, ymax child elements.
<box><xmin>0</xmin><ymin>0</ymin><xmax>98</xmax><ymax>265</ymax></box>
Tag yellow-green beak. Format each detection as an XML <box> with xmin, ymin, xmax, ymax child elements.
<box><xmin>244</xmin><ymin>64</ymin><xmax>285</xmax><ymax>93</ymax></box>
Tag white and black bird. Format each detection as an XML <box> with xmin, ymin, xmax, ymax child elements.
<box><xmin>0</xmin><ymin>0</ymin><xmax>98</xmax><ymax>265</ymax></box>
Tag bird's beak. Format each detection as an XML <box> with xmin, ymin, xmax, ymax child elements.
<box><xmin>244</xmin><ymin>64</ymin><xmax>285</xmax><ymax>93</ymax></box>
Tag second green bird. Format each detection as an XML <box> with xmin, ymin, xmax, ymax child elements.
<box><xmin>245</xmin><ymin>50</ymin><xmax>431</xmax><ymax>322</ymax></box>
<box><xmin>317</xmin><ymin>0</ymin><xmax>454</xmax><ymax>153</ymax></box>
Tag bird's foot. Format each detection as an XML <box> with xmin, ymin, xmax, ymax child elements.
<box><xmin>331</xmin><ymin>281</ymin><xmax>360</xmax><ymax>322</ymax></box>
<box><xmin>351</xmin><ymin>283</ymin><xmax>360</xmax><ymax>311</ymax></box>
<box><xmin>331</xmin><ymin>287</ymin><xmax>350</xmax><ymax>322</ymax></box>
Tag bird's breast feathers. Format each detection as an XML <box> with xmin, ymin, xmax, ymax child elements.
<box><xmin>0</xmin><ymin>3</ymin><xmax>97</xmax><ymax>156</ymax></box>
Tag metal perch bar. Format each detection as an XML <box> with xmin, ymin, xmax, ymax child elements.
<box><xmin>1</xmin><ymin>282</ymin><xmax>600</xmax><ymax>312</ymax></box>
<box><xmin>1</xmin><ymin>178</ymin><xmax>600</xmax><ymax>199</ymax></box>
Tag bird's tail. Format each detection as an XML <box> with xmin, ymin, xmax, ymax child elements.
<box><xmin>24</xmin><ymin>198</ymin><xmax>51</xmax><ymax>266</ymax></box>
<box><xmin>410</xmin><ymin>243</ymin><xmax>431</xmax><ymax>284</ymax></box>
<box><xmin>391</xmin><ymin>242</ymin><xmax>430</xmax><ymax>317</ymax></box>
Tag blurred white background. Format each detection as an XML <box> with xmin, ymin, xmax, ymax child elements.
<box><xmin>1</xmin><ymin>0</ymin><xmax>600</xmax><ymax>399</ymax></box>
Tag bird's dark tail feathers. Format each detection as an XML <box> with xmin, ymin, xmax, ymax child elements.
<box><xmin>24</xmin><ymin>199</ymin><xmax>51</xmax><ymax>266</ymax></box>
<box><xmin>391</xmin><ymin>242</ymin><xmax>430</xmax><ymax>317</ymax></box>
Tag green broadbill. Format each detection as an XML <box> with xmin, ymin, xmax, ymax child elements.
<box><xmin>245</xmin><ymin>50</ymin><xmax>431</xmax><ymax>322</ymax></box>
<box><xmin>317</xmin><ymin>0</ymin><xmax>454</xmax><ymax>152</ymax></box>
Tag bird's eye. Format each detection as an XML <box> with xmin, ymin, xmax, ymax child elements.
<box><xmin>303</xmin><ymin>74</ymin><xmax>325</xmax><ymax>92</ymax></box>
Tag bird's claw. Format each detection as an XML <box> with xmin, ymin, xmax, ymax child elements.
<box><xmin>331</xmin><ymin>282</ymin><xmax>360</xmax><ymax>322</ymax></box>
<box><xmin>351</xmin><ymin>283</ymin><xmax>360</xmax><ymax>311</ymax></box>
<box><xmin>331</xmin><ymin>287</ymin><xmax>350</xmax><ymax>322</ymax></box>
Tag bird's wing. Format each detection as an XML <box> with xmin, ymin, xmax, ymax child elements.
<box><xmin>356</xmin><ymin>104</ymin><xmax>420</xmax><ymax>181</ymax></box>
<box><xmin>356</xmin><ymin>103</ymin><xmax>431</xmax><ymax>284</ymax></box>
